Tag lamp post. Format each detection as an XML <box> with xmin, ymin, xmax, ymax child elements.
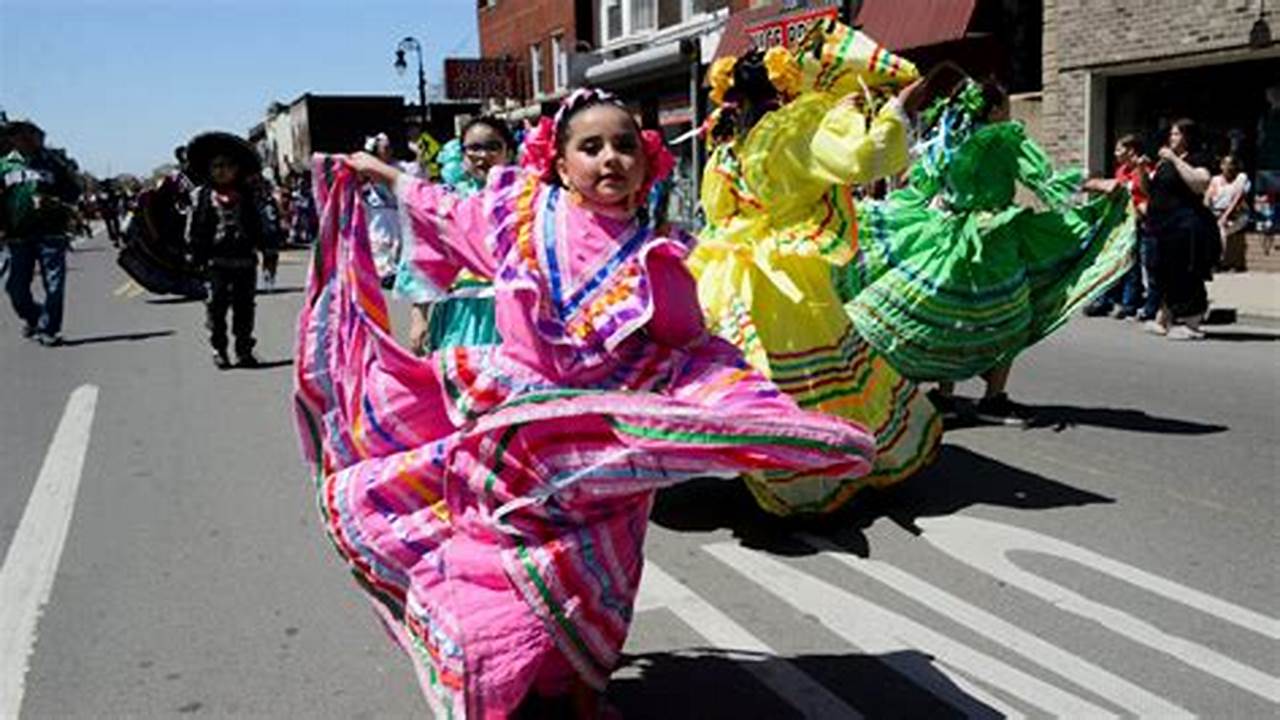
<box><xmin>395</xmin><ymin>36</ymin><xmax>430</xmax><ymax>129</ymax></box>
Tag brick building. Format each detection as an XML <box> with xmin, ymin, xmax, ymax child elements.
<box><xmin>477</xmin><ymin>0</ymin><xmax>594</xmax><ymax>107</ymax></box>
<box><xmin>1041</xmin><ymin>0</ymin><xmax>1278</xmax><ymax>174</ymax></box>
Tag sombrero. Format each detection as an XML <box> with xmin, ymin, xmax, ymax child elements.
<box><xmin>185</xmin><ymin>131</ymin><xmax>262</xmax><ymax>186</ymax></box>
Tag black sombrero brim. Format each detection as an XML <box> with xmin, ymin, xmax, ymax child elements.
<box><xmin>185</xmin><ymin>131</ymin><xmax>262</xmax><ymax>185</ymax></box>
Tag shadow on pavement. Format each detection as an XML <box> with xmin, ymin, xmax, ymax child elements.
<box><xmin>1202</xmin><ymin>328</ymin><xmax>1279</xmax><ymax>342</ymax></box>
<box><xmin>145</xmin><ymin>296</ymin><xmax>205</xmax><ymax>305</ymax></box>
<box><xmin>257</xmin><ymin>285</ymin><xmax>304</xmax><ymax>296</ymax></box>
<box><xmin>610</xmin><ymin>649</ymin><xmax>988</xmax><ymax>719</ymax></box>
<box><xmin>61</xmin><ymin>329</ymin><xmax>175</xmax><ymax>347</ymax></box>
<box><xmin>651</xmin><ymin>445</ymin><xmax>1113</xmax><ymax>557</ymax></box>
<box><xmin>231</xmin><ymin>359</ymin><xmax>293</xmax><ymax>371</ymax></box>
<box><xmin>1022</xmin><ymin>404</ymin><xmax>1228</xmax><ymax>434</ymax></box>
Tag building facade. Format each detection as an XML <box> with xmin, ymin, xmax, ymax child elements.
<box><xmin>478</xmin><ymin>0</ymin><xmax>593</xmax><ymax>105</ymax></box>
<box><xmin>257</xmin><ymin>95</ymin><xmax>407</xmax><ymax>181</ymax></box>
<box><xmin>1042</xmin><ymin>0</ymin><xmax>1278</xmax><ymax>174</ymax></box>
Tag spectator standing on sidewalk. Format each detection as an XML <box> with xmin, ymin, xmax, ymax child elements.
<box><xmin>1</xmin><ymin>120</ymin><xmax>81</xmax><ymax>346</ymax></box>
<box><xmin>1145</xmin><ymin>119</ymin><xmax>1217</xmax><ymax>340</ymax></box>
<box><xmin>1206</xmin><ymin>154</ymin><xmax>1251</xmax><ymax>272</ymax></box>
<box><xmin>184</xmin><ymin>132</ymin><xmax>271</xmax><ymax>369</ymax></box>
<box><xmin>1084</xmin><ymin>134</ymin><xmax>1152</xmax><ymax>318</ymax></box>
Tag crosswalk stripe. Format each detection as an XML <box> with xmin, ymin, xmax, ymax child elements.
<box><xmin>0</xmin><ymin>386</ymin><xmax>99</xmax><ymax>718</ymax></box>
<box><xmin>918</xmin><ymin>515</ymin><xmax>1280</xmax><ymax>703</ymax></box>
<box><xmin>705</xmin><ymin>542</ymin><xmax>1117</xmax><ymax>718</ymax></box>
<box><xmin>637</xmin><ymin>562</ymin><xmax>862</xmax><ymax>719</ymax></box>
<box><xmin>798</xmin><ymin>534</ymin><xmax>1193</xmax><ymax>718</ymax></box>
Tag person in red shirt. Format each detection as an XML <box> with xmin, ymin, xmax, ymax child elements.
<box><xmin>1084</xmin><ymin>134</ymin><xmax>1151</xmax><ymax>318</ymax></box>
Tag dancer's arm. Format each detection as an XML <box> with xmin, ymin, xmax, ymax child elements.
<box><xmin>342</xmin><ymin>151</ymin><xmax>496</xmax><ymax>296</ymax></box>
<box><xmin>1015</xmin><ymin>129</ymin><xmax>1085</xmax><ymax>209</ymax></box>
<box><xmin>809</xmin><ymin>99</ymin><xmax>911</xmax><ymax>186</ymax></box>
<box><xmin>1157</xmin><ymin>146</ymin><xmax>1210</xmax><ymax>196</ymax></box>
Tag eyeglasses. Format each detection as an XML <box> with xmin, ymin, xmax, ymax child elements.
<box><xmin>463</xmin><ymin>141</ymin><xmax>505</xmax><ymax>154</ymax></box>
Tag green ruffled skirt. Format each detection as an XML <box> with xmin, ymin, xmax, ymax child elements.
<box><xmin>843</xmin><ymin>191</ymin><xmax>1135</xmax><ymax>381</ymax></box>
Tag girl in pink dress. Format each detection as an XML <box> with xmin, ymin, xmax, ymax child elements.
<box><xmin>295</xmin><ymin>89</ymin><xmax>877</xmax><ymax>718</ymax></box>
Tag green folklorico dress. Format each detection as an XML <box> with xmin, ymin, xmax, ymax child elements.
<box><xmin>393</xmin><ymin>139</ymin><xmax>502</xmax><ymax>352</ymax></box>
<box><xmin>843</xmin><ymin>120</ymin><xmax>1136</xmax><ymax>382</ymax></box>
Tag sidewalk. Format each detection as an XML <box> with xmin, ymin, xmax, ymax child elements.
<box><xmin>1207</xmin><ymin>272</ymin><xmax>1280</xmax><ymax>322</ymax></box>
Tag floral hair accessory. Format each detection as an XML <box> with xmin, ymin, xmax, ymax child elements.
<box><xmin>363</xmin><ymin>132</ymin><xmax>389</xmax><ymax>153</ymax></box>
<box><xmin>763</xmin><ymin>47</ymin><xmax>802</xmax><ymax>98</ymax></box>
<box><xmin>519</xmin><ymin>88</ymin><xmax>623</xmax><ymax>180</ymax></box>
<box><xmin>639</xmin><ymin>128</ymin><xmax>675</xmax><ymax>196</ymax></box>
<box><xmin>919</xmin><ymin>79</ymin><xmax>985</xmax><ymax>131</ymax></box>
<box><xmin>519</xmin><ymin>116</ymin><xmax>557</xmax><ymax>178</ymax></box>
<box><xmin>707</xmin><ymin>56</ymin><xmax>737</xmax><ymax>105</ymax></box>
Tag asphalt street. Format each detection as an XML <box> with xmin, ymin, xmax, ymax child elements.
<box><xmin>2</xmin><ymin>228</ymin><xmax>1277</xmax><ymax>718</ymax></box>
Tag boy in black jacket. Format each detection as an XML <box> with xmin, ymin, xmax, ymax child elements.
<box><xmin>186</xmin><ymin>147</ymin><xmax>271</xmax><ymax>368</ymax></box>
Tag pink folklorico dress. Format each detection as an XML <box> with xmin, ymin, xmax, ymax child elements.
<box><xmin>293</xmin><ymin>163</ymin><xmax>877</xmax><ymax>718</ymax></box>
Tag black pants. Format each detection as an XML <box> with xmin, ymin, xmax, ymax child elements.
<box><xmin>206</xmin><ymin>266</ymin><xmax>256</xmax><ymax>355</ymax></box>
<box><xmin>1153</xmin><ymin>209</ymin><xmax>1211</xmax><ymax>320</ymax></box>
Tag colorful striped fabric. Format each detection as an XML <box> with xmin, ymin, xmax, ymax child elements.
<box><xmin>690</xmin><ymin>52</ymin><xmax>941</xmax><ymax>517</ymax></box>
<box><xmin>293</xmin><ymin>162</ymin><xmax>877</xmax><ymax>718</ymax></box>
<box><xmin>844</xmin><ymin>122</ymin><xmax>1137</xmax><ymax>382</ymax></box>
<box><xmin>794</xmin><ymin>19</ymin><xmax>919</xmax><ymax>97</ymax></box>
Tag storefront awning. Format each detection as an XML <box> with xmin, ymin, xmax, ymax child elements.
<box><xmin>585</xmin><ymin>41</ymin><xmax>691</xmax><ymax>87</ymax></box>
<box><xmin>712</xmin><ymin>0</ymin><xmax>977</xmax><ymax>61</ymax></box>
<box><xmin>856</xmin><ymin>0</ymin><xmax>977</xmax><ymax>51</ymax></box>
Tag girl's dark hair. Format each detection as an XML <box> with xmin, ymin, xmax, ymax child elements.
<box><xmin>1116</xmin><ymin>133</ymin><xmax>1143</xmax><ymax>153</ymax></box>
<box><xmin>1170</xmin><ymin>117</ymin><xmax>1200</xmax><ymax>152</ymax></box>
<box><xmin>717</xmin><ymin>50</ymin><xmax>780</xmax><ymax>137</ymax></box>
<box><xmin>461</xmin><ymin>115</ymin><xmax>517</xmax><ymax>152</ymax></box>
<box><xmin>552</xmin><ymin>94</ymin><xmax>638</xmax><ymax>155</ymax></box>
<box><xmin>977</xmin><ymin>78</ymin><xmax>1008</xmax><ymax>121</ymax></box>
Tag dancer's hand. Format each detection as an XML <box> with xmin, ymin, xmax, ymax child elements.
<box><xmin>341</xmin><ymin>152</ymin><xmax>383</xmax><ymax>176</ymax></box>
<box><xmin>408</xmin><ymin>304</ymin><xmax>430</xmax><ymax>356</ymax></box>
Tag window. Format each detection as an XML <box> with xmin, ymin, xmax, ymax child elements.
<box><xmin>604</xmin><ymin>0</ymin><xmax>623</xmax><ymax>42</ymax></box>
<box><xmin>552</xmin><ymin>34</ymin><xmax>568</xmax><ymax>92</ymax></box>
<box><xmin>529</xmin><ymin>42</ymin><xmax>543</xmax><ymax>97</ymax></box>
<box><xmin>477</xmin><ymin>0</ymin><xmax>496</xmax><ymax>8</ymax></box>
<box><xmin>630</xmin><ymin>0</ymin><xmax>657</xmax><ymax>32</ymax></box>
<box><xmin>658</xmin><ymin>0</ymin><xmax>684</xmax><ymax>28</ymax></box>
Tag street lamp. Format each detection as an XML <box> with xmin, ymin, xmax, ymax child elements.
<box><xmin>395</xmin><ymin>36</ymin><xmax>430</xmax><ymax>128</ymax></box>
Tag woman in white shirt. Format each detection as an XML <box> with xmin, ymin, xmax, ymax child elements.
<box><xmin>1206</xmin><ymin>154</ymin><xmax>1252</xmax><ymax>271</ymax></box>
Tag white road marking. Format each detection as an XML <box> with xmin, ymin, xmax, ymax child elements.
<box><xmin>706</xmin><ymin>542</ymin><xmax>1116</xmax><ymax>719</ymax></box>
<box><xmin>798</xmin><ymin>534</ymin><xmax>1194</xmax><ymax>718</ymax></box>
<box><xmin>636</xmin><ymin>561</ymin><xmax>862</xmax><ymax>719</ymax></box>
<box><xmin>0</xmin><ymin>385</ymin><xmax>99</xmax><ymax>719</ymax></box>
<box><xmin>917</xmin><ymin>515</ymin><xmax>1280</xmax><ymax>703</ymax></box>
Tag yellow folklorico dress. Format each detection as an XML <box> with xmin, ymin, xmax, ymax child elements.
<box><xmin>689</xmin><ymin>23</ymin><xmax>942</xmax><ymax>516</ymax></box>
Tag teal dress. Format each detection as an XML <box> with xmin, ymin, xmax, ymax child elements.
<box><xmin>393</xmin><ymin>139</ymin><xmax>501</xmax><ymax>352</ymax></box>
<box><xmin>843</xmin><ymin>121</ymin><xmax>1136</xmax><ymax>381</ymax></box>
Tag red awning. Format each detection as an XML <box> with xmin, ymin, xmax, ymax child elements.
<box><xmin>855</xmin><ymin>0</ymin><xmax>978</xmax><ymax>51</ymax></box>
<box><xmin>711</xmin><ymin>0</ymin><xmax>978</xmax><ymax>63</ymax></box>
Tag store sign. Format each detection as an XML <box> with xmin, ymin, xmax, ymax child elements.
<box><xmin>443</xmin><ymin>58</ymin><xmax>518</xmax><ymax>100</ymax></box>
<box><xmin>745</xmin><ymin>6</ymin><xmax>839</xmax><ymax>51</ymax></box>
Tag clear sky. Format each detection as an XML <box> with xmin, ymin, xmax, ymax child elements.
<box><xmin>0</xmin><ymin>0</ymin><xmax>479</xmax><ymax>177</ymax></box>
